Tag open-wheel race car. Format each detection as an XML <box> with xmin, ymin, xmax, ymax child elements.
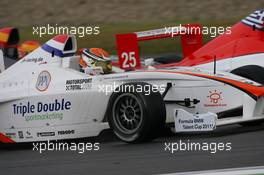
<box><xmin>1</xmin><ymin>31</ymin><xmax>264</xmax><ymax>143</ymax></box>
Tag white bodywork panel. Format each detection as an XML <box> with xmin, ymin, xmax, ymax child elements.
<box><xmin>196</xmin><ymin>53</ymin><xmax>264</xmax><ymax>72</ymax></box>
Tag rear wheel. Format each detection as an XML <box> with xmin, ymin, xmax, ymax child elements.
<box><xmin>107</xmin><ymin>83</ymin><xmax>166</xmax><ymax>143</ymax></box>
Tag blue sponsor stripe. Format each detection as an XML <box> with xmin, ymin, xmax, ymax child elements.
<box><xmin>41</xmin><ymin>44</ymin><xmax>74</xmax><ymax>58</ymax></box>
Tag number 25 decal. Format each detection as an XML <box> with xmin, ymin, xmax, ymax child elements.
<box><xmin>121</xmin><ymin>52</ymin><xmax>137</xmax><ymax>68</ymax></box>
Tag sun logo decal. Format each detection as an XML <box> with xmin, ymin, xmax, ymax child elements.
<box><xmin>207</xmin><ymin>90</ymin><xmax>222</xmax><ymax>104</ymax></box>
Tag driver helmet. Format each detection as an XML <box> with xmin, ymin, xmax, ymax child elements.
<box><xmin>79</xmin><ymin>48</ymin><xmax>112</xmax><ymax>74</ymax></box>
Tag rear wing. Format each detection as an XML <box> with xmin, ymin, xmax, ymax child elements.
<box><xmin>116</xmin><ymin>24</ymin><xmax>203</xmax><ymax>70</ymax></box>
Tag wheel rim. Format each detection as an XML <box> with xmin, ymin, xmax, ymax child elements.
<box><xmin>113</xmin><ymin>93</ymin><xmax>143</xmax><ymax>134</ymax></box>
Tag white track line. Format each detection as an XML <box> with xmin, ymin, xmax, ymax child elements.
<box><xmin>163</xmin><ymin>166</ymin><xmax>264</xmax><ymax>175</ymax></box>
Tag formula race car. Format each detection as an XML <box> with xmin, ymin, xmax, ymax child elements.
<box><xmin>1</xmin><ymin>33</ymin><xmax>264</xmax><ymax>144</ymax></box>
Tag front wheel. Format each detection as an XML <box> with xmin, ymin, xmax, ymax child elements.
<box><xmin>108</xmin><ymin>83</ymin><xmax>166</xmax><ymax>143</ymax></box>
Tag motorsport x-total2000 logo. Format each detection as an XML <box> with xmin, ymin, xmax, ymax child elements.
<box><xmin>12</xmin><ymin>98</ymin><xmax>72</xmax><ymax>122</ymax></box>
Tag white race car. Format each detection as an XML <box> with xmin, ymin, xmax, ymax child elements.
<box><xmin>1</xmin><ymin>35</ymin><xmax>264</xmax><ymax>143</ymax></box>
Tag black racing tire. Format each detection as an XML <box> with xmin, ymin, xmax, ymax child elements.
<box><xmin>231</xmin><ymin>65</ymin><xmax>264</xmax><ymax>84</ymax></box>
<box><xmin>107</xmin><ymin>82</ymin><xmax>166</xmax><ymax>143</ymax></box>
<box><xmin>231</xmin><ymin>65</ymin><xmax>264</xmax><ymax>126</ymax></box>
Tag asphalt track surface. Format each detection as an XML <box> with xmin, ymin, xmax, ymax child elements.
<box><xmin>1</xmin><ymin>123</ymin><xmax>264</xmax><ymax>175</ymax></box>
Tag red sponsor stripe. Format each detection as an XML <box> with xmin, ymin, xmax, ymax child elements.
<box><xmin>52</xmin><ymin>35</ymin><xmax>68</xmax><ymax>43</ymax></box>
<box><xmin>0</xmin><ymin>132</ymin><xmax>15</xmax><ymax>143</ymax></box>
<box><xmin>147</xmin><ymin>70</ymin><xmax>264</xmax><ymax>98</ymax></box>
